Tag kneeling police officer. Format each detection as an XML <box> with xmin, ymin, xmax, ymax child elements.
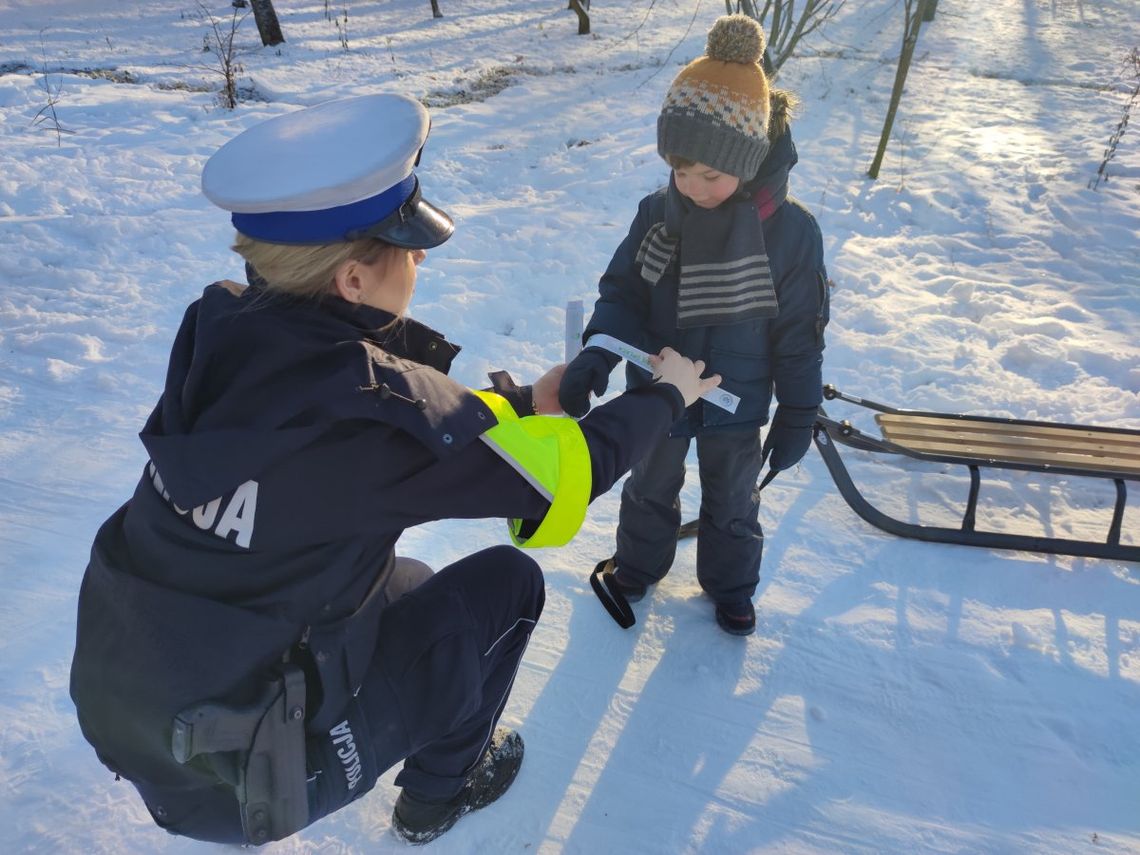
<box><xmin>69</xmin><ymin>93</ymin><xmax>721</xmax><ymax>845</ymax></box>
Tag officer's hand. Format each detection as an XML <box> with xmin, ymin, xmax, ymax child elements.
<box><xmin>532</xmin><ymin>363</ymin><xmax>566</xmax><ymax>415</ymax></box>
<box><xmin>558</xmin><ymin>348</ymin><xmax>616</xmax><ymax>417</ymax></box>
<box><xmin>762</xmin><ymin>404</ymin><xmax>819</xmax><ymax>471</ymax></box>
<box><xmin>648</xmin><ymin>347</ymin><xmax>721</xmax><ymax>407</ymax></box>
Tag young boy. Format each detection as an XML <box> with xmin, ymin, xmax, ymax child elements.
<box><xmin>559</xmin><ymin>14</ymin><xmax>830</xmax><ymax>636</ymax></box>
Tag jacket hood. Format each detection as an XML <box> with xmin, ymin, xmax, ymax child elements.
<box><xmin>754</xmin><ymin>124</ymin><xmax>797</xmax><ymax>181</ymax></box>
<box><xmin>140</xmin><ymin>283</ymin><xmax>460</xmax><ymax>510</ymax></box>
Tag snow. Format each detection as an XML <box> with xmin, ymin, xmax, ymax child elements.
<box><xmin>1</xmin><ymin>0</ymin><xmax>1138</xmax><ymax>852</ymax></box>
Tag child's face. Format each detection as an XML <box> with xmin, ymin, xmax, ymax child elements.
<box><xmin>673</xmin><ymin>161</ymin><xmax>741</xmax><ymax>209</ymax></box>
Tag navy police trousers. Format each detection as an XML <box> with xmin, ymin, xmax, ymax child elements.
<box><xmin>136</xmin><ymin>545</ymin><xmax>543</xmax><ymax>843</ymax></box>
<box><xmin>306</xmin><ymin>545</ymin><xmax>545</xmax><ymax>825</ymax></box>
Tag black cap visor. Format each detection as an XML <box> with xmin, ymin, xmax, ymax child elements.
<box><xmin>345</xmin><ymin>178</ymin><xmax>454</xmax><ymax>249</ymax></box>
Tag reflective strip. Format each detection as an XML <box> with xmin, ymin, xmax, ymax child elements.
<box><xmin>472</xmin><ymin>390</ymin><xmax>592</xmax><ymax>548</ymax></box>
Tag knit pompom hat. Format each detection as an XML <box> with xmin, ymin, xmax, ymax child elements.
<box><xmin>657</xmin><ymin>14</ymin><xmax>771</xmax><ymax>180</ymax></box>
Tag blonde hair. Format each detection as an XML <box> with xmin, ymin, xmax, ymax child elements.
<box><xmin>231</xmin><ymin>233</ymin><xmax>397</xmax><ymax>299</ymax></box>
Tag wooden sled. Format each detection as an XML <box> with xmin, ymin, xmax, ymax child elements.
<box><xmin>813</xmin><ymin>385</ymin><xmax>1140</xmax><ymax>562</ymax></box>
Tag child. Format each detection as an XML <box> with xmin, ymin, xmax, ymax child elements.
<box><xmin>559</xmin><ymin>14</ymin><xmax>830</xmax><ymax>636</ymax></box>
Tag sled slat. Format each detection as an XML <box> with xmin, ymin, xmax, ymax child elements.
<box><xmin>876</xmin><ymin>413</ymin><xmax>1140</xmax><ymax>477</ymax></box>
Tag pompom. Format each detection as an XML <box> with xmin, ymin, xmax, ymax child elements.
<box><xmin>705</xmin><ymin>14</ymin><xmax>765</xmax><ymax>65</ymax></box>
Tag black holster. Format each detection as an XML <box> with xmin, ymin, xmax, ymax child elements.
<box><xmin>170</xmin><ymin>664</ymin><xmax>308</xmax><ymax>845</ymax></box>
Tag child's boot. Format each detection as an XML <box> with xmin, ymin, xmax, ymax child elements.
<box><xmin>714</xmin><ymin>600</ymin><xmax>756</xmax><ymax>636</ymax></box>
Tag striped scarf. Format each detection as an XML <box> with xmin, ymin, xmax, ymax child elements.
<box><xmin>636</xmin><ymin>171</ymin><xmax>786</xmax><ymax>328</ymax></box>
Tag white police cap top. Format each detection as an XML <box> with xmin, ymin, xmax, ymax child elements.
<box><xmin>201</xmin><ymin>93</ymin><xmax>453</xmax><ymax>248</ymax></box>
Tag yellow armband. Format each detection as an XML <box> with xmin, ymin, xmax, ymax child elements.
<box><xmin>472</xmin><ymin>390</ymin><xmax>591</xmax><ymax>548</ymax></box>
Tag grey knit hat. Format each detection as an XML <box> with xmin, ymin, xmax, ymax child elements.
<box><xmin>656</xmin><ymin>15</ymin><xmax>771</xmax><ymax>180</ymax></box>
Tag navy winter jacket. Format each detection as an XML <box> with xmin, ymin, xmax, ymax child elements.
<box><xmin>585</xmin><ymin>128</ymin><xmax>829</xmax><ymax>434</ymax></box>
<box><xmin>70</xmin><ymin>281</ymin><xmax>684</xmax><ymax>791</ymax></box>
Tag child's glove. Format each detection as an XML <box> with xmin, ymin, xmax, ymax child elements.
<box><xmin>558</xmin><ymin>348</ymin><xmax>619</xmax><ymax>417</ymax></box>
<box><xmin>762</xmin><ymin>404</ymin><xmax>819</xmax><ymax>471</ymax></box>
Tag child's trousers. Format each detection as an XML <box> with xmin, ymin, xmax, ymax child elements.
<box><xmin>614</xmin><ymin>428</ymin><xmax>765</xmax><ymax>604</ymax></box>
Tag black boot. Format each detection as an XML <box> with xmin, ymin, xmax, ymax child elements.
<box><xmin>392</xmin><ymin>728</ymin><xmax>524</xmax><ymax>845</ymax></box>
<box><xmin>715</xmin><ymin>600</ymin><xmax>756</xmax><ymax>636</ymax></box>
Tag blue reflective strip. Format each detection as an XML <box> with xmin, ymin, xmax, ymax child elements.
<box><xmin>230</xmin><ymin>174</ymin><xmax>416</xmax><ymax>243</ymax></box>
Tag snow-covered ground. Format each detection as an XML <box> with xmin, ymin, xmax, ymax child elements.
<box><xmin>1</xmin><ymin>1</ymin><xmax>1138</xmax><ymax>852</ymax></box>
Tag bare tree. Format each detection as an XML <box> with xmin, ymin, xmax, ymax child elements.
<box><xmin>867</xmin><ymin>0</ymin><xmax>931</xmax><ymax>179</ymax></box>
<box><xmin>31</xmin><ymin>34</ymin><xmax>74</xmax><ymax>146</ymax></box>
<box><xmin>249</xmin><ymin>0</ymin><xmax>285</xmax><ymax>47</ymax></box>
<box><xmin>727</xmin><ymin>0</ymin><xmax>845</xmax><ymax>75</ymax></box>
<box><xmin>332</xmin><ymin>3</ymin><xmax>349</xmax><ymax>50</ymax></box>
<box><xmin>1090</xmin><ymin>47</ymin><xmax>1140</xmax><ymax>190</ymax></box>
<box><xmin>569</xmin><ymin>0</ymin><xmax>590</xmax><ymax>35</ymax></box>
<box><xmin>197</xmin><ymin>2</ymin><xmax>249</xmax><ymax>109</ymax></box>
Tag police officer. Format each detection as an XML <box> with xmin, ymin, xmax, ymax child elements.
<box><xmin>69</xmin><ymin>94</ymin><xmax>721</xmax><ymax>846</ymax></box>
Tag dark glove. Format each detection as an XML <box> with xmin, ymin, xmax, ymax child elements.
<box><xmin>762</xmin><ymin>404</ymin><xmax>819</xmax><ymax>472</ymax></box>
<box><xmin>558</xmin><ymin>348</ymin><xmax>618</xmax><ymax>417</ymax></box>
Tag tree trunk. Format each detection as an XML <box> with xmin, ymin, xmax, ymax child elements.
<box><xmin>430</xmin><ymin>0</ymin><xmax>443</xmax><ymax>18</ymax></box>
<box><xmin>250</xmin><ymin>0</ymin><xmax>285</xmax><ymax>47</ymax></box>
<box><xmin>922</xmin><ymin>0</ymin><xmax>938</xmax><ymax>21</ymax></box>
<box><xmin>867</xmin><ymin>0</ymin><xmax>928</xmax><ymax>179</ymax></box>
<box><xmin>568</xmin><ymin>0</ymin><xmax>590</xmax><ymax>35</ymax></box>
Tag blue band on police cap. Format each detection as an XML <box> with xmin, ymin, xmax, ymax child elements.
<box><xmin>231</xmin><ymin>174</ymin><xmax>417</xmax><ymax>244</ymax></box>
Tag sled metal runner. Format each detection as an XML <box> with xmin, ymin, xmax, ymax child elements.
<box><xmin>813</xmin><ymin>385</ymin><xmax>1140</xmax><ymax>562</ymax></box>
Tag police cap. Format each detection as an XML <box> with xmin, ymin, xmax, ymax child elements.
<box><xmin>201</xmin><ymin>94</ymin><xmax>454</xmax><ymax>249</ymax></box>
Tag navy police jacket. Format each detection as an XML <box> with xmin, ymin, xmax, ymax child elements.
<box><xmin>70</xmin><ymin>280</ymin><xmax>684</xmax><ymax>790</ymax></box>
<box><xmin>585</xmin><ymin>127</ymin><xmax>829</xmax><ymax>434</ymax></box>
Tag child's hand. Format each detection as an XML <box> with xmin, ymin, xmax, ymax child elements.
<box><xmin>762</xmin><ymin>404</ymin><xmax>819</xmax><ymax>470</ymax></box>
<box><xmin>649</xmin><ymin>347</ymin><xmax>721</xmax><ymax>407</ymax></box>
<box><xmin>558</xmin><ymin>348</ymin><xmax>616</xmax><ymax>417</ymax></box>
<box><xmin>531</xmin><ymin>364</ymin><xmax>566</xmax><ymax>415</ymax></box>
